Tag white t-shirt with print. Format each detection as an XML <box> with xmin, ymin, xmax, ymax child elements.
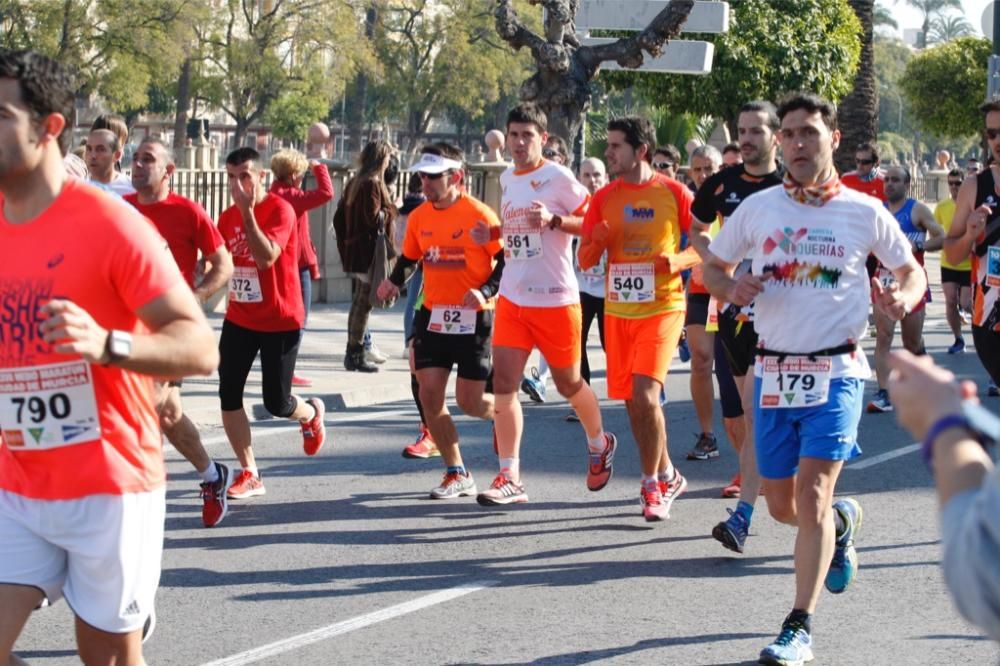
<box><xmin>498</xmin><ymin>161</ymin><xmax>589</xmax><ymax>307</ymax></box>
<box><xmin>709</xmin><ymin>185</ymin><xmax>913</xmax><ymax>379</ymax></box>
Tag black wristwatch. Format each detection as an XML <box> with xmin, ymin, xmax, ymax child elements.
<box><xmin>104</xmin><ymin>330</ymin><xmax>133</xmax><ymax>365</ymax></box>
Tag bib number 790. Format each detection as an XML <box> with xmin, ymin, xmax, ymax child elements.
<box><xmin>11</xmin><ymin>393</ymin><xmax>71</xmax><ymax>424</ymax></box>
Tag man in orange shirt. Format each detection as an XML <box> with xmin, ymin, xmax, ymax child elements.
<box><xmin>579</xmin><ymin>116</ymin><xmax>694</xmax><ymax>521</ymax></box>
<box><xmin>0</xmin><ymin>50</ymin><xmax>217</xmax><ymax>664</ymax></box>
<box><xmin>377</xmin><ymin>143</ymin><xmax>502</xmax><ymax>499</ymax></box>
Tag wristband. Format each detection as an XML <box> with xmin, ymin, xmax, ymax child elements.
<box><xmin>921</xmin><ymin>414</ymin><xmax>974</xmax><ymax>470</ymax></box>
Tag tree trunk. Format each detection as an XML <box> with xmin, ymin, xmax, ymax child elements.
<box><xmin>345</xmin><ymin>4</ymin><xmax>378</xmax><ymax>156</ymax></box>
<box><xmin>836</xmin><ymin>0</ymin><xmax>877</xmax><ymax>174</ymax></box>
<box><xmin>233</xmin><ymin>118</ymin><xmax>248</xmax><ymax>151</ymax></box>
<box><xmin>173</xmin><ymin>57</ymin><xmax>192</xmax><ymax>150</ymax></box>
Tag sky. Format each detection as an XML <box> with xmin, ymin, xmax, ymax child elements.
<box><xmin>889</xmin><ymin>0</ymin><xmax>994</xmax><ymax>37</ymax></box>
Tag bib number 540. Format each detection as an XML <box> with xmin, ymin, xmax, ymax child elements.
<box><xmin>612</xmin><ymin>275</ymin><xmax>645</xmax><ymax>291</ymax></box>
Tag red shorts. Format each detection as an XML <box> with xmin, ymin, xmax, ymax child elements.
<box><xmin>493</xmin><ymin>296</ymin><xmax>582</xmax><ymax>369</ymax></box>
<box><xmin>605</xmin><ymin>311</ymin><xmax>684</xmax><ymax>400</ymax></box>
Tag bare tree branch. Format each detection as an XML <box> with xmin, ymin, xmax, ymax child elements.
<box><xmin>578</xmin><ymin>0</ymin><xmax>693</xmax><ymax>69</ymax></box>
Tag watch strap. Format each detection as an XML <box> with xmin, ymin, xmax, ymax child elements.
<box><xmin>921</xmin><ymin>414</ymin><xmax>972</xmax><ymax>470</ymax></box>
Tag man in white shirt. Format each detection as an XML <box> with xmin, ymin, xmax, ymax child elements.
<box><xmin>86</xmin><ymin>128</ymin><xmax>134</xmax><ymax>197</ymax></box>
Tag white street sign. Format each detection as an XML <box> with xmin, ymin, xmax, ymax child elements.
<box><xmin>577</xmin><ymin>0</ymin><xmax>729</xmax><ymax>34</ymax></box>
<box><xmin>582</xmin><ymin>37</ymin><xmax>714</xmax><ymax>74</ymax></box>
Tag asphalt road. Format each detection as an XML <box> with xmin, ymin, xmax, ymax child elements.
<box><xmin>12</xmin><ymin>308</ymin><xmax>1000</xmax><ymax>666</ymax></box>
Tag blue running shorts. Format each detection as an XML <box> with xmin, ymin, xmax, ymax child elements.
<box><xmin>753</xmin><ymin>376</ymin><xmax>864</xmax><ymax>479</ymax></box>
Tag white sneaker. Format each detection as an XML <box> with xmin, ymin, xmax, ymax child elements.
<box><xmin>430</xmin><ymin>471</ymin><xmax>477</xmax><ymax>499</ymax></box>
<box><xmin>364</xmin><ymin>343</ymin><xmax>388</xmax><ymax>364</ymax></box>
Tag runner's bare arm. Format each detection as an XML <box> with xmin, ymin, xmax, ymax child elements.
<box><xmin>193</xmin><ymin>246</ymin><xmax>234</xmax><ymax>304</ymax></box>
<box><xmin>872</xmin><ymin>257</ymin><xmax>927</xmax><ymax>321</ymax></box>
<box><xmin>702</xmin><ymin>253</ymin><xmax>766</xmax><ymax>306</ymax></box>
<box><xmin>689</xmin><ymin>218</ymin><xmax>714</xmax><ymax>261</ymax></box>
<box><xmin>944</xmin><ymin>176</ymin><xmax>986</xmax><ymax>265</ymax></box>
<box><xmin>915</xmin><ymin>202</ymin><xmax>945</xmax><ymax>252</ymax></box>
<box><xmin>239</xmin><ymin>207</ymin><xmax>282</xmax><ymax>269</ymax></box>
<box><xmin>40</xmin><ymin>284</ymin><xmax>218</xmax><ymax>377</ymax></box>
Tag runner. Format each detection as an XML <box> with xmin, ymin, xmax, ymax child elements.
<box><xmin>689</xmin><ymin>101</ymin><xmax>783</xmax><ymax>551</ymax></box>
<box><xmin>86</xmin><ymin>127</ymin><xmax>134</xmax><ymax>196</ymax></box>
<box><xmin>867</xmin><ymin>165</ymin><xmax>943</xmax><ymax>413</ymax></box>
<box><xmin>473</xmin><ymin>103</ymin><xmax>616</xmax><ymax>506</ymax></box>
<box><xmin>0</xmin><ymin>49</ymin><xmax>217</xmax><ymax>664</ymax></box>
<box><xmin>682</xmin><ymin>145</ymin><xmax>724</xmax><ymax>462</ymax></box>
<box><xmin>216</xmin><ymin>147</ymin><xmax>328</xmax><ymax>500</ymax></box>
<box><xmin>377</xmin><ymin>143</ymin><xmax>501</xmax><ymax>499</ymax></box>
<box><xmin>840</xmin><ymin>142</ymin><xmax>885</xmax><ymax>201</ymax></box>
<box><xmin>124</xmin><ymin>136</ymin><xmax>236</xmax><ymax>527</ymax></box>
<box><xmin>934</xmin><ymin>168</ymin><xmax>973</xmax><ymax>354</ymax></box>
<box><xmin>578</xmin><ymin>116</ymin><xmax>692</xmax><ymax>522</ymax></box>
<box><xmin>945</xmin><ymin>100</ymin><xmax>1000</xmax><ymax>397</ymax></box>
<box><xmin>702</xmin><ymin>92</ymin><xmax>926</xmax><ymax>666</ymax></box>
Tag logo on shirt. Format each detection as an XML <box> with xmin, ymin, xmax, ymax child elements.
<box><xmin>725</xmin><ymin>192</ymin><xmax>740</xmax><ymax>204</ymax></box>
<box><xmin>46</xmin><ymin>254</ymin><xmax>64</xmax><ymax>269</ymax></box>
<box><xmin>530</xmin><ymin>179</ymin><xmax>550</xmax><ymax>191</ymax></box>
<box><xmin>0</xmin><ymin>277</ymin><xmax>54</xmax><ymax>365</ymax></box>
<box><xmin>623</xmin><ymin>204</ymin><xmax>655</xmax><ymax>222</ymax></box>
<box><xmin>424</xmin><ymin>245</ymin><xmax>465</xmax><ymax>268</ymax></box>
<box><xmin>763</xmin><ymin>227</ymin><xmax>845</xmax><ymax>258</ymax></box>
<box><xmin>452</xmin><ymin>229</ymin><xmax>464</xmax><ymax>239</ymax></box>
<box><xmin>762</xmin><ymin>260</ymin><xmax>842</xmax><ymax>289</ymax></box>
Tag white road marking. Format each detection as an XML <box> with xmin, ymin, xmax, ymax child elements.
<box><xmin>200</xmin><ymin>580</ymin><xmax>499</xmax><ymax>666</ymax></box>
<box><xmin>845</xmin><ymin>443</ymin><xmax>920</xmax><ymax>470</ymax></box>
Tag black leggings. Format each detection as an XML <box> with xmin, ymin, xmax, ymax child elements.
<box><xmin>580</xmin><ymin>291</ymin><xmax>606</xmax><ymax>384</ymax></box>
<box><xmin>218</xmin><ymin>320</ymin><xmax>301</xmax><ymax>416</ymax></box>
<box><xmin>973</xmin><ymin>325</ymin><xmax>1000</xmax><ymax>385</ymax></box>
<box><xmin>714</xmin><ymin>332</ymin><xmax>744</xmax><ymax>418</ymax></box>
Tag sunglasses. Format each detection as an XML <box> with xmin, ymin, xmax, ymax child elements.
<box><xmin>652</xmin><ymin>161</ymin><xmax>675</xmax><ymax>170</ymax></box>
<box><xmin>418</xmin><ymin>171</ymin><xmax>446</xmax><ymax>180</ymax></box>
<box><xmin>542</xmin><ymin>148</ymin><xmax>562</xmax><ymax>158</ymax></box>
<box><xmin>856</xmin><ymin>158</ymin><xmax>875</xmax><ymax>165</ymax></box>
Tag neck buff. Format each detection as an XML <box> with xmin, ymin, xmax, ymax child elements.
<box><xmin>783</xmin><ymin>170</ymin><xmax>841</xmax><ymax>207</ymax></box>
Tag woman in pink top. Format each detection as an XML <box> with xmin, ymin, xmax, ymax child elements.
<box><xmin>269</xmin><ymin>149</ymin><xmax>334</xmax><ymax>386</ymax></box>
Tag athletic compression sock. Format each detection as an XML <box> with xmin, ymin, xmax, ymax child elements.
<box><xmin>499</xmin><ymin>457</ymin><xmax>520</xmax><ymax>481</ymax></box>
<box><xmin>410</xmin><ymin>373</ymin><xmax>426</xmax><ymax>424</ymax></box>
<box><xmin>785</xmin><ymin>609</ymin><xmax>812</xmax><ymax>635</ymax></box>
<box><xmin>447</xmin><ymin>465</ymin><xmax>467</xmax><ymax>476</ymax></box>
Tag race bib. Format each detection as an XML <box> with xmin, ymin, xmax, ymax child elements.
<box><xmin>608</xmin><ymin>263</ymin><xmax>654</xmax><ymax>303</ymax></box>
<box><xmin>759</xmin><ymin>356</ymin><xmax>832</xmax><ymax>409</ymax></box>
<box><xmin>0</xmin><ymin>361</ymin><xmax>101</xmax><ymax>450</ymax></box>
<box><xmin>428</xmin><ymin>305</ymin><xmax>476</xmax><ymax>335</ymax></box>
<box><xmin>504</xmin><ymin>229</ymin><xmax>543</xmax><ymax>261</ymax></box>
<box><xmin>875</xmin><ymin>266</ymin><xmax>896</xmax><ymax>289</ymax></box>
<box><xmin>229</xmin><ymin>266</ymin><xmax>263</xmax><ymax>303</ymax></box>
<box><xmin>987</xmin><ymin>246</ymin><xmax>1000</xmax><ymax>287</ymax></box>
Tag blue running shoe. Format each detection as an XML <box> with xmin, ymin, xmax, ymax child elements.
<box><xmin>678</xmin><ymin>333</ymin><xmax>691</xmax><ymax>362</ymax></box>
<box><xmin>759</xmin><ymin>622</ymin><xmax>813</xmax><ymax>665</ymax></box>
<box><xmin>712</xmin><ymin>507</ymin><xmax>748</xmax><ymax>554</ymax></box>
<box><xmin>946</xmin><ymin>338</ymin><xmax>966</xmax><ymax>354</ymax></box>
<box><xmin>520</xmin><ymin>367</ymin><xmax>546</xmax><ymax>403</ymax></box>
<box><xmin>825</xmin><ymin>497</ymin><xmax>863</xmax><ymax>594</ymax></box>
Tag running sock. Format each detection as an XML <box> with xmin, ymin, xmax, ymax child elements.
<box><xmin>658</xmin><ymin>463</ymin><xmax>676</xmax><ymax>483</ymax></box>
<box><xmin>735</xmin><ymin>500</ymin><xmax>754</xmax><ymax>525</ymax></box>
<box><xmin>499</xmin><ymin>458</ymin><xmax>520</xmax><ymax>481</ymax></box>
<box><xmin>199</xmin><ymin>461</ymin><xmax>220</xmax><ymax>484</ymax></box>
<box><xmin>567</xmin><ymin>383</ymin><xmax>603</xmax><ymax>444</ymax></box>
<box><xmin>586</xmin><ymin>432</ymin><xmax>607</xmax><ymax>455</ymax></box>
<box><xmin>785</xmin><ymin>609</ymin><xmax>812</xmax><ymax>635</ymax></box>
<box><xmin>245</xmin><ymin>466</ymin><xmax>259</xmax><ymax>478</ymax></box>
<box><xmin>493</xmin><ymin>392</ymin><xmax>523</xmax><ymax>459</ymax></box>
<box><xmin>833</xmin><ymin>505</ymin><xmax>847</xmax><ymax>536</ymax></box>
<box><xmin>410</xmin><ymin>373</ymin><xmax>427</xmax><ymax>425</ymax></box>
<box><xmin>447</xmin><ymin>465</ymin><xmax>467</xmax><ymax>476</ymax></box>
<box><xmin>642</xmin><ymin>474</ymin><xmax>658</xmax><ymax>486</ymax></box>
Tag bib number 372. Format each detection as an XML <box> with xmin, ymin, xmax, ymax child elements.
<box><xmin>0</xmin><ymin>361</ymin><xmax>101</xmax><ymax>449</ymax></box>
<box><xmin>759</xmin><ymin>356</ymin><xmax>832</xmax><ymax>409</ymax></box>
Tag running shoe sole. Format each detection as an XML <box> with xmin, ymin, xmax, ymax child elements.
<box><xmin>521</xmin><ymin>379</ymin><xmax>545</xmax><ymax>403</ymax></box>
<box><xmin>402</xmin><ymin>446</ymin><xmax>441</xmax><ymax>459</ymax></box>
<box><xmin>712</xmin><ymin>520</ymin><xmax>745</xmax><ymax>554</ymax></box>
<box><xmin>687</xmin><ymin>448</ymin><xmax>720</xmax><ymax>460</ymax></box>
<box><xmin>476</xmin><ymin>491</ymin><xmax>529</xmax><ymax>506</ymax></box>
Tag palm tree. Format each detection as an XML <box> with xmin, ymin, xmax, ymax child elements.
<box><xmin>837</xmin><ymin>0</ymin><xmax>878</xmax><ymax>174</ymax></box>
<box><xmin>874</xmin><ymin>2</ymin><xmax>897</xmax><ymax>30</ymax></box>
<box><xmin>895</xmin><ymin>0</ymin><xmax>962</xmax><ymax>48</ymax></box>
<box><xmin>927</xmin><ymin>14</ymin><xmax>974</xmax><ymax>43</ymax></box>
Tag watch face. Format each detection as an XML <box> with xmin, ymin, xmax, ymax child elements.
<box><xmin>110</xmin><ymin>331</ymin><xmax>132</xmax><ymax>359</ymax></box>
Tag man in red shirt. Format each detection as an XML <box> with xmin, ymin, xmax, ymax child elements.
<box><xmin>217</xmin><ymin>147</ymin><xmax>327</xmax><ymax>500</ymax></box>
<box><xmin>840</xmin><ymin>142</ymin><xmax>886</xmax><ymax>202</ymax></box>
<box><xmin>125</xmin><ymin>136</ymin><xmax>235</xmax><ymax>528</ymax></box>
<box><xmin>0</xmin><ymin>49</ymin><xmax>217</xmax><ymax>664</ymax></box>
